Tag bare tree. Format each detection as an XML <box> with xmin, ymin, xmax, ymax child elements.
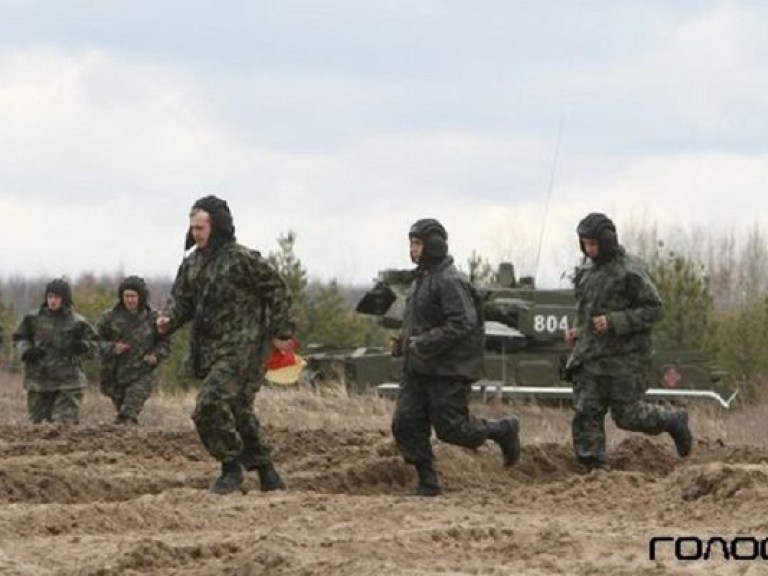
<box><xmin>738</xmin><ymin>223</ymin><xmax>768</xmax><ymax>304</ymax></box>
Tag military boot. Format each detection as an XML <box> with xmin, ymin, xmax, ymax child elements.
<box><xmin>257</xmin><ymin>463</ymin><xmax>287</xmax><ymax>492</ymax></box>
<box><xmin>210</xmin><ymin>460</ymin><xmax>245</xmax><ymax>495</ymax></box>
<box><xmin>578</xmin><ymin>456</ymin><xmax>606</xmax><ymax>473</ymax></box>
<box><xmin>239</xmin><ymin>435</ymin><xmax>271</xmax><ymax>472</ymax></box>
<box><xmin>115</xmin><ymin>414</ymin><xmax>138</xmax><ymax>426</ymax></box>
<box><xmin>488</xmin><ymin>416</ymin><xmax>521</xmax><ymax>467</ymax></box>
<box><xmin>239</xmin><ymin>452</ymin><xmax>260</xmax><ymax>471</ymax></box>
<box><xmin>411</xmin><ymin>464</ymin><xmax>441</xmax><ymax>497</ymax></box>
<box><xmin>667</xmin><ymin>410</ymin><xmax>692</xmax><ymax>457</ymax></box>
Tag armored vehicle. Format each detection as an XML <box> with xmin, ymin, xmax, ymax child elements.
<box><xmin>305</xmin><ymin>263</ymin><xmax>735</xmax><ymax>408</ymax></box>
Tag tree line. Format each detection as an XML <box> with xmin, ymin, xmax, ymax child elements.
<box><xmin>2</xmin><ymin>224</ymin><xmax>768</xmax><ymax>400</ymax></box>
<box><xmin>622</xmin><ymin>222</ymin><xmax>768</xmax><ymax>401</ymax></box>
<box><xmin>0</xmin><ymin>232</ymin><xmax>389</xmax><ymax>391</ymax></box>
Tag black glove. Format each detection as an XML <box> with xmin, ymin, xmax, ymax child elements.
<box><xmin>69</xmin><ymin>341</ymin><xmax>90</xmax><ymax>355</ymax></box>
<box><xmin>21</xmin><ymin>346</ymin><xmax>45</xmax><ymax>363</ymax></box>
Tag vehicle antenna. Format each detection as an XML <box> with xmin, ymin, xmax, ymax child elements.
<box><xmin>534</xmin><ymin>116</ymin><xmax>565</xmax><ymax>286</ymax></box>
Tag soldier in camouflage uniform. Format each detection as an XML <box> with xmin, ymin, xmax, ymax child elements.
<box><xmin>12</xmin><ymin>279</ymin><xmax>98</xmax><ymax>423</ymax></box>
<box><xmin>96</xmin><ymin>276</ymin><xmax>171</xmax><ymax>424</ymax></box>
<box><xmin>564</xmin><ymin>213</ymin><xmax>692</xmax><ymax>471</ymax></box>
<box><xmin>391</xmin><ymin>219</ymin><xmax>521</xmax><ymax>497</ymax></box>
<box><xmin>157</xmin><ymin>195</ymin><xmax>295</xmax><ymax>495</ymax></box>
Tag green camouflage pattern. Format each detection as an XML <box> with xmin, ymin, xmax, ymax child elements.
<box><xmin>166</xmin><ymin>243</ymin><xmax>293</xmax><ymax>379</ymax></box>
<box><xmin>567</xmin><ymin>247</ymin><xmax>676</xmax><ymax>468</ymax></box>
<box><xmin>104</xmin><ymin>372</ymin><xmax>155</xmax><ymax>423</ymax></box>
<box><xmin>568</xmin><ymin>247</ymin><xmax>663</xmax><ymax>374</ymax></box>
<box><xmin>13</xmin><ymin>306</ymin><xmax>99</xmax><ymax>391</ymax></box>
<box><xmin>192</xmin><ymin>367</ymin><xmax>273</xmax><ymax>466</ymax></box>
<box><xmin>165</xmin><ymin>242</ymin><xmax>293</xmax><ymax>463</ymax></box>
<box><xmin>27</xmin><ymin>389</ymin><xmax>84</xmax><ymax>423</ymax></box>
<box><xmin>96</xmin><ymin>306</ymin><xmax>171</xmax><ymax>422</ymax></box>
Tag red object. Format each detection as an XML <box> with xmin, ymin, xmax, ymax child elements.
<box><xmin>267</xmin><ymin>338</ymin><xmax>299</xmax><ymax>370</ymax></box>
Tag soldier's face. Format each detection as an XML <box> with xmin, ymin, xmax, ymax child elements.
<box><xmin>122</xmin><ymin>289</ymin><xmax>140</xmax><ymax>312</ymax></box>
<box><xmin>46</xmin><ymin>293</ymin><xmax>63</xmax><ymax>312</ymax></box>
<box><xmin>190</xmin><ymin>210</ymin><xmax>212</xmax><ymax>249</ymax></box>
<box><xmin>409</xmin><ymin>237</ymin><xmax>424</xmax><ymax>264</ymax></box>
<box><xmin>582</xmin><ymin>239</ymin><xmax>599</xmax><ymax>260</ymax></box>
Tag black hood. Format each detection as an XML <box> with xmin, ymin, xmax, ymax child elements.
<box><xmin>576</xmin><ymin>212</ymin><xmax>619</xmax><ymax>263</ymax></box>
<box><xmin>409</xmin><ymin>218</ymin><xmax>448</xmax><ymax>268</ymax></box>
<box><xmin>185</xmin><ymin>194</ymin><xmax>236</xmax><ymax>251</ymax></box>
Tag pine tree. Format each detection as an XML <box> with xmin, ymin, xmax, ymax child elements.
<box><xmin>651</xmin><ymin>250</ymin><xmax>715</xmax><ymax>352</ymax></box>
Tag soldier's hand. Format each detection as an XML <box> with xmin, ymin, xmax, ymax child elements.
<box><xmin>564</xmin><ymin>328</ymin><xmax>578</xmax><ymax>345</ymax></box>
<box><xmin>591</xmin><ymin>315</ymin><xmax>609</xmax><ymax>334</ymax></box>
<box><xmin>407</xmin><ymin>336</ymin><xmax>424</xmax><ymax>353</ymax></box>
<box><xmin>156</xmin><ymin>315</ymin><xmax>171</xmax><ymax>334</ymax></box>
<box><xmin>143</xmin><ymin>353</ymin><xmax>158</xmax><ymax>366</ymax></box>
<box><xmin>70</xmin><ymin>341</ymin><xmax>89</xmax><ymax>355</ymax></box>
<box><xmin>114</xmin><ymin>341</ymin><xmax>131</xmax><ymax>355</ymax></box>
<box><xmin>272</xmin><ymin>337</ymin><xmax>295</xmax><ymax>353</ymax></box>
<box><xmin>21</xmin><ymin>346</ymin><xmax>44</xmax><ymax>363</ymax></box>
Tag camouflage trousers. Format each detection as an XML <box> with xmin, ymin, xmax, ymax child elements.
<box><xmin>27</xmin><ymin>388</ymin><xmax>84</xmax><ymax>424</ymax></box>
<box><xmin>191</xmin><ymin>361</ymin><xmax>273</xmax><ymax>467</ymax></box>
<box><xmin>105</xmin><ymin>373</ymin><xmax>155</xmax><ymax>424</ymax></box>
<box><xmin>571</xmin><ymin>368</ymin><xmax>673</xmax><ymax>468</ymax></box>
<box><xmin>392</xmin><ymin>374</ymin><xmax>490</xmax><ymax>466</ymax></box>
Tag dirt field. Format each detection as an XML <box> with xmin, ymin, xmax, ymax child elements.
<box><xmin>1</xmin><ymin>372</ymin><xmax>768</xmax><ymax>576</ymax></box>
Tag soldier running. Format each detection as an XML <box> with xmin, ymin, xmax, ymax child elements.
<box><xmin>96</xmin><ymin>275</ymin><xmax>171</xmax><ymax>424</ymax></box>
<box><xmin>13</xmin><ymin>279</ymin><xmax>99</xmax><ymax>423</ymax></box>
<box><xmin>157</xmin><ymin>195</ymin><xmax>295</xmax><ymax>494</ymax></box>
<box><xmin>564</xmin><ymin>212</ymin><xmax>692</xmax><ymax>471</ymax></box>
<box><xmin>391</xmin><ymin>218</ymin><xmax>521</xmax><ymax>496</ymax></box>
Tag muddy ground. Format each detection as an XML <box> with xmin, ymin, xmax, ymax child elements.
<box><xmin>1</xmin><ymin>375</ymin><xmax>767</xmax><ymax>575</ymax></box>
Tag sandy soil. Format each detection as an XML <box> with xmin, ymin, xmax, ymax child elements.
<box><xmin>1</xmin><ymin>374</ymin><xmax>767</xmax><ymax>576</ymax></box>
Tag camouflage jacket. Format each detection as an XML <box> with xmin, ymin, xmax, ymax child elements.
<box><xmin>96</xmin><ymin>306</ymin><xmax>171</xmax><ymax>386</ymax></box>
<box><xmin>13</xmin><ymin>306</ymin><xmax>99</xmax><ymax>390</ymax></box>
<box><xmin>568</xmin><ymin>247</ymin><xmax>664</xmax><ymax>375</ymax></box>
<box><xmin>165</xmin><ymin>242</ymin><xmax>294</xmax><ymax>379</ymax></box>
<box><xmin>401</xmin><ymin>256</ymin><xmax>484</xmax><ymax>380</ymax></box>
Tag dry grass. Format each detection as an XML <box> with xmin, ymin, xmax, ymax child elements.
<box><xmin>1</xmin><ymin>370</ymin><xmax>766</xmax><ymax>449</ymax></box>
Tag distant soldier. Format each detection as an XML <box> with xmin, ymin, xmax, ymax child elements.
<box><xmin>391</xmin><ymin>218</ymin><xmax>521</xmax><ymax>497</ymax></box>
<box><xmin>157</xmin><ymin>195</ymin><xmax>295</xmax><ymax>495</ymax></box>
<box><xmin>96</xmin><ymin>276</ymin><xmax>171</xmax><ymax>425</ymax></box>
<box><xmin>564</xmin><ymin>213</ymin><xmax>692</xmax><ymax>471</ymax></box>
<box><xmin>13</xmin><ymin>279</ymin><xmax>98</xmax><ymax>423</ymax></box>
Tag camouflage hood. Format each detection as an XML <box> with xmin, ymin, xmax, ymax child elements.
<box><xmin>117</xmin><ymin>275</ymin><xmax>150</xmax><ymax>311</ymax></box>
<box><xmin>43</xmin><ymin>278</ymin><xmax>73</xmax><ymax>309</ymax></box>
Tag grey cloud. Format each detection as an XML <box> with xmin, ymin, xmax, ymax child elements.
<box><xmin>2</xmin><ymin>1</ymin><xmax>767</xmax><ymax>283</ymax></box>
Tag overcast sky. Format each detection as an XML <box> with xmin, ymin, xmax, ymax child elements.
<box><xmin>2</xmin><ymin>1</ymin><xmax>767</xmax><ymax>286</ymax></box>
